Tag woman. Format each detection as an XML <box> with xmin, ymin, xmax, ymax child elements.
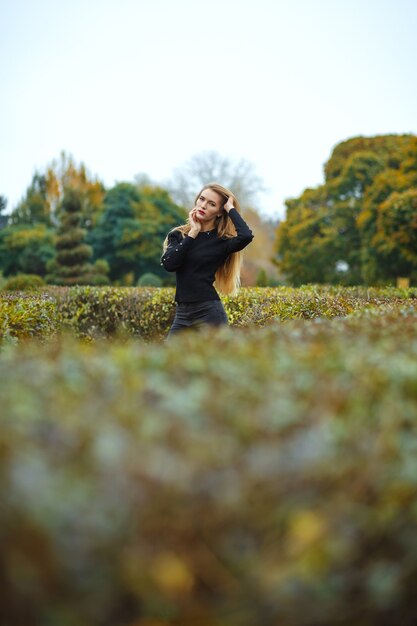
<box><xmin>161</xmin><ymin>182</ymin><xmax>254</xmax><ymax>337</ymax></box>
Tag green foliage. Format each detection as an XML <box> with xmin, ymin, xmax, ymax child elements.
<box><xmin>49</xmin><ymin>285</ymin><xmax>176</xmax><ymax>340</ymax></box>
<box><xmin>0</xmin><ymin>195</ymin><xmax>8</xmax><ymax>229</ymax></box>
<box><xmin>222</xmin><ymin>285</ymin><xmax>358</xmax><ymax>324</ymax></box>
<box><xmin>277</xmin><ymin>134</ymin><xmax>417</xmax><ymax>285</ymax></box>
<box><xmin>0</xmin><ymin>292</ymin><xmax>59</xmax><ymax>341</ymax></box>
<box><xmin>256</xmin><ymin>268</ymin><xmax>268</xmax><ymax>286</ymax></box>
<box><xmin>276</xmin><ymin>186</ymin><xmax>341</xmax><ymax>285</ymax></box>
<box><xmin>0</xmin><ymin>224</ymin><xmax>56</xmax><ymax>276</ymax></box>
<box><xmin>324</xmin><ymin>134</ymin><xmax>417</xmax><ymax>182</ymax></box>
<box><xmin>10</xmin><ymin>172</ymin><xmax>53</xmax><ymax>226</ymax></box>
<box><xmin>93</xmin><ymin>258</ymin><xmax>110</xmax><ymax>276</ymax></box>
<box><xmin>330</xmin><ymin>150</ymin><xmax>385</xmax><ymax>196</ymax></box>
<box><xmin>9</xmin><ymin>152</ymin><xmax>105</xmax><ymax>229</ymax></box>
<box><xmin>91</xmin><ymin>182</ymin><xmax>186</xmax><ymax>282</ymax></box>
<box><xmin>3</xmin><ymin>273</ymin><xmax>45</xmax><ymax>291</ymax></box>
<box><xmin>1</xmin><ymin>285</ymin><xmax>417</xmax><ymax>343</ymax></box>
<box><xmin>87</xmin><ymin>259</ymin><xmax>111</xmax><ymax>285</ymax></box>
<box><xmin>1</xmin><ymin>306</ymin><xmax>417</xmax><ymax>624</ymax></box>
<box><xmin>48</xmin><ymin>189</ymin><xmax>98</xmax><ymax>285</ymax></box>
<box><xmin>137</xmin><ymin>272</ymin><xmax>163</xmax><ymax>287</ymax></box>
<box><xmin>374</xmin><ymin>189</ymin><xmax>417</xmax><ymax>275</ymax></box>
<box><xmin>90</xmin><ymin>182</ymin><xmax>143</xmax><ymax>281</ymax></box>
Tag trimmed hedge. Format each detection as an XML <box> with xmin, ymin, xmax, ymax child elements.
<box><xmin>3</xmin><ymin>273</ymin><xmax>45</xmax><ymax>291</ymax></box>
<box><xmin>53</xmin><ymin>285</ymin><xmax>176</xmax><ymax>340</ymax></box>
<box><xmin>1</xmin><ymin>285</ymin><xmax>417</xmax><ymax>343</ymax></box>
<box><xmin>137</xmin><ymin>272</ymin><xmax>163</xmax><ymax>287</ymax></box>
<box><xmin>1</xmin><ymin>311</ymin><xmax>417</xmax><ymax>624</ymax></box>
<box><xmin>0</xmin><ymin>292</ymin><xmax>59</xmax><ymax>342</ymax></box>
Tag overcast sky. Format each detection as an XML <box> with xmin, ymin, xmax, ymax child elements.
<box><xmin>1</xmin><ymin>0</ymin><xmax>416</xmax><ymax>219</ymax></box>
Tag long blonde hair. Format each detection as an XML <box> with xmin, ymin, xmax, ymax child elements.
<box><xmin>163</xmin><ymin>182</ymin><xmax>244</xmax><ymax>296</ymax></box>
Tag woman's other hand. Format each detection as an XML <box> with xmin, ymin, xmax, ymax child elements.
<box><xmin>188</xmin><ymin>207</ymin><xmax>202</xmax><ymax>238</ymax></box>
<box><xmin>224</xmin><ymin>196</ymin><xmax>235</xmax><ymax>212</ymax></box>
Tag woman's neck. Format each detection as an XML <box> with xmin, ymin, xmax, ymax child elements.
<box><xmin>200</xmin><ymin>219</ymin><xmax>216</xmax><ymax>232</ymax></box>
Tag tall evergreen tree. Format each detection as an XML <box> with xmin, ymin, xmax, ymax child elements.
<box><xmin>48</xmin><ymin>189</ymin><xmax>94</xmax><ymax>285</ymax></box>
<box><xmin>0</xmin><ymin>196</ymin><xmax>8</xmax><ymax>229</ymax></box>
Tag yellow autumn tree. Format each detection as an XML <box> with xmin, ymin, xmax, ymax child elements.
<box><xmin>10</xmin><ymin>151</ymin><xmax>105</xmax><ymax>230</ymax></box>
<box><xmin>275</xmin><ymin>134</ymin><xmax>417</xmax><ymax>285</ymax></box>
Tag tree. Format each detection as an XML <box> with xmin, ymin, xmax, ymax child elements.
<box><xmin>167</xmin><ymin>150</ymin><xmax>265</xmax><ymax>210</ymax></box>
<box><xmin>90</xmin><ymin>183</ymin><xmax>143</xmax><ymax>282</ymax></box>
<box><xmin>374</xmin><ymin>189</ymin><xmax>417</xmax><ymax>280</ymax></box>
<box><xmin>276</xmin><ymin>187</ymin><xmax>339</xmax><ymax>285</ymax></box>
<box><xmin>241</xmin><ymin>208</ymin><xmax>282</xmax><ymax>286</ymax></box>
<box><xmin>47</xmin><ymin>189</ymin><xmax>96</xmax><ymax>285</ymax></box>
<box><xmin>0</xmin><ymin>224</ymin><xmax>56</xmax><ymax>277</ymax></box>
<box><xmin>10</xmin><ymin>152</ymin><xmax>105</xmax><ymax>229</ymax></box>
<box><xmin>91</xmin><ymin>182</ymin><xmax>185</xmax><ymax>283</ymax></box>
<box><xmin>276</xmin><ymin>134</ymin><xmax>417</xmax><ymax>285</ymax></box>
<box><xmin>357</xmin><ymin>167</ymin><xmax>415</xmax><ymax>283</ymax></box>
<box><xmin>0</xmin><ymin>196</ymin><xmax>8</xmax><ymax>229</ymax></box>
<box><xmin>48</xmin><ymin>152</ymin><xmax>106</xmax><ymax>230</ymax></box>
<box><xmin>10</xmin><ymin>174</ymin><xmax>53</xmax><ymax>226</ymax></box>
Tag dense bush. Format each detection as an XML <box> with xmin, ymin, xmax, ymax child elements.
<box><xmin>223</xmin><ymin>285</ymin><xmax>417</xmax><ymax>328</ymax></box>
<box><xmin>1</xmin><ymin>309</ymin><xmax>417</xmax><ymax>625</ymax></box>
<box><xmin>222</xmin><ymin>285</ymin><xmax>361</xmax><ymax>324</ymax></box>
<box><xmin>0</xmin><ymin>291</ymin><xmax>59</xmax><ymax>341</ymax></box>
<box><xmin>3</xmin><ymin>273</ymin><xmax>45</xmax><ymax>290</ymax></box>
<box><xmin>1</xmin><ymin>284</ymin><xmax>417</xmax><ymax>343</ymax></box>
<box><xmin>52</xmin><ymin>285</ymin><xmax>176</xmax><ymax>339</ymax></box>
<box><xmin>137</xmin><ymin>272</ymin><xmax>163</xmax><ymax>287</ymax></box>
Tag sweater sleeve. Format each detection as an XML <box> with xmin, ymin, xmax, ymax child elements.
<box><xmin>224</xmin><ymin>208</ymin><xmax>254</xmax><ymax>254</ymax></box>
<box><xmin>160</xmin><ymin>230</ymin><xmax>195</xmax><ymax>272</ymax></box>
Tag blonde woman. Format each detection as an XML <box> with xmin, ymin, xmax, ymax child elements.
<box><xmin>161</xmin><ymin>182</ymin><xmax>254</xmax><ymax>337</ymax></box>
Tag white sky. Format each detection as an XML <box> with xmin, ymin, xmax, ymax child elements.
<box><xmin>1</xmin><ymin>0</ymin><xmax>416</xmax><ymax>219</ymax></box>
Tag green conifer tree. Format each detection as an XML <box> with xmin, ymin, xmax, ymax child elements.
<box><xmin>48</xmin><ymin>189</ymin><xmax>95</xmax><ymax>285</ymax></box>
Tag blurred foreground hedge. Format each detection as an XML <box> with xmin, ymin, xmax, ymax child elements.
<box><xmin>1</xmin><ymin>284</ymin><xmax>417</xmax><ymax>342</ymax></box>
<box><xmin>1</xmin><ymin>305</ymin><xmax>417</xmax><ymax>625</ymax></box>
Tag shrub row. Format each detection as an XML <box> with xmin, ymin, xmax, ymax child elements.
<box><xmin>0</xmin><ymin>291</ymin><xmax>59</xmax><ymax>343</ymax></box>
<box><xmin>1</xmin><ymin>285</ymin><xmax>417</xmax><ymax>343</ymax></box>
<box><xmin>1</xmin><ymin>311</ymin><xmax>417</xmax><ymax>625</ymax></box>
<box><xmin>0</xmin><ymin>286</ymin><xmax>176</xmax><ymax>343</ymax></box>
<box><xmin>52</xmin><ymin>285</ymin><xmax>176</xmax><ymax>340</ymax></box>
<box><xmin>1</xmin><ymin>273</ymin><xmax>46</xmax><ymax>291</ymax></box>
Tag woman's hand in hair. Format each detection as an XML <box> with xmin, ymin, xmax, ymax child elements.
<box><xmin>224</xmin><ymin>196</ymin><xmax>235</xmax><ymax>212</ymax></box>
<box><xmin>188</xmin><ymin>207</ymin><xmax>202</xmax><ymax>238</ymax></box>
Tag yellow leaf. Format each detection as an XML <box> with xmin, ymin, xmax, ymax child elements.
<box><xmin>150</xmin><ymin>552</ymin><xmax>194</xmax><ymax>595</ymax></box>
<box><xmin>287</xmin><ymin>510</ymin><xmax>327</xmax><ymax>554</ymax></box>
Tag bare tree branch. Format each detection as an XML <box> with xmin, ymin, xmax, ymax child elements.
<box><xmin>166</xmin><ymin>151</ymin><xmax>265</xmax><ymax>210</ymax></box>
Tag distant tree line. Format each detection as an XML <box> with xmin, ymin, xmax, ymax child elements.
<box><xmin>0</xmin><ymin>151</ymin><xmax>278</xmax><ymax>287</ymax></box>
<box><xmin>0</xmin><ymin>153</ymin><xmax>186</xmax><ymax>286</ymax></box>
<box><xmin>275</xmin><ymin>134</ymin><xmax>417</xmax><ymax>285</ymax></box>
<box><xmin>3</xmin><ymin>134</ymin><xmax>416</xmax><ymax>288</ymax></box>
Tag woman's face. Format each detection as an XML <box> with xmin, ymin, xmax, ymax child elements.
<box><xmin>195</xmin><ymin>188</ymin><xmax>224</xmax><ymax>222</ymax></box>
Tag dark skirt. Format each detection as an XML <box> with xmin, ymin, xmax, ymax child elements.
<box><xmin>167</xmin><ymin>300</ymin><xmax>229</xmax><ymax>338</ymax></box>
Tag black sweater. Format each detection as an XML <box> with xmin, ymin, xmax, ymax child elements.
<box><xmin>161</xmin><ymin>208</ymin><xmax>254</xmax><ymax>303</ymax></box>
